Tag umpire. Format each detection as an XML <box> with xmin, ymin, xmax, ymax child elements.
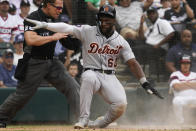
<box><xmin>0</xmin><ymin>0</ymin><xmax>80</xmax><ymax>128</ymax></box>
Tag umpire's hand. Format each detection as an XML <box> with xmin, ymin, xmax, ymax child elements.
<box><xmin>142</xmin><ymin>82</ymin><xmax>164</xmax><ymax>99</ymax></box>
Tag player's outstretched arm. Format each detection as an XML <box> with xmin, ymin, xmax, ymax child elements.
<box><xmin>25</xmin><ymin>18</ymin><xmax>74</xmax><ymax>35</ymax></box>
<box><xmin>127</xmin><ymin>59</ymin><xmax>164</xmax><ymax>99</ymax></box>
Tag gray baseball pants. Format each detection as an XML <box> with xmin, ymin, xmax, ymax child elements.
<box><xmin>0</xmin><ymin>58</ymin><xmax>80</xmax><ymax>123</ymax></box>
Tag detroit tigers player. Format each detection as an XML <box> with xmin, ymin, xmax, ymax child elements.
<box><xmin>169</xmin><ymin>55</ymin><xmax>196</xmax><ymax>124</ymax></box>
<box><xmin>25</xmin><ymin>5</ymin><xmax>163</xmax><ymax>129</ymax></box>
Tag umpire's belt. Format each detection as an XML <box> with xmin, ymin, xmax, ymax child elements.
<box><xmin>31</xmin><ymin>56</ymin><xmax>58</xmax><ymax>60</ymax></box>
<box><xmin>84</xmin><ymin>68</ymin><xmax>115</xmax><ymax>75</ymax></box>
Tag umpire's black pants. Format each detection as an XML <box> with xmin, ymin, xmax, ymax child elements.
<box><xmin>0</xmin><ymin>58</ymin><xmax>80</xmax><ymax>123</ymax></box>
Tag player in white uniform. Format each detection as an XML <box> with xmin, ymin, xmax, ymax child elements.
<box><xmin>169</xmin><ymin>55</ymin><xmax>196</xmax><ymax>124</ymax></box>
<box><xmin>15</xmin><ymin>0</ymin><xmax>31</xmax><ymax>35</ymax></box>
<box><xmin>25</xmin><ymin>5</ymin><xmax>163</xmax><ymax>129</ymax></box>
<box><xmin>0</xmin><ymin>0</ymin><xmax>18</xmax><ymax>43</ymax></box>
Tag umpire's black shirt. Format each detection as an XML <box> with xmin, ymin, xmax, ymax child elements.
<box><xmin>24</xmin><ymin>9</ymin><xmax>56</xmax><ymax>58</ymax></box>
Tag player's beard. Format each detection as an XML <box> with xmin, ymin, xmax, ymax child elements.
<box><xmin>100</xmin><ymin>25</ymin><xmax>114</xmax><ymax>38</ymax></box>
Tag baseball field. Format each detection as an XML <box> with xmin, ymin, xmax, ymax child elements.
<box><xmin>0</xmin><ymin>124</ymin><xmax>196</xmax><ymax>131</ymax></box>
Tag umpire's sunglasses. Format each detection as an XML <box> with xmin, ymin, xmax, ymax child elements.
<box><xmin>50</xmin><ymin>3</ymin><xmax>63</xmax><ymax>10</ymax></box>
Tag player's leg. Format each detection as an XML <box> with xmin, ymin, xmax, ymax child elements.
<box><xmin>45</xmin><ymin>59</ymin><xmax>80</xmax><ymax>123</ymax></box>
<box><xmin>0</xmin><ymin>58</ymin><xmax>47</xmax><ymax>126</ymax></box>
<box><xmin>88</xmin><ymin>73</ymin><xmax>127</xmax><ymax>128</ymax></box>
<box><xmin>172</xmin><ymin>96</ymin><xmax>186</xmax><ymax>124</ymax></box>
<box><xmin>173</xmin><ymin>96</ymin><xmax>196</xmax><ymax>124</ymax></box>
<box><xmin>185</xmin><ymin>96</ymin><xmax>196</xmax><ymax>105</ymax></box>
<box><xmin>74</xmin><ymin>70</ymin><xmax>101</xmax><ymax>129</ymax></box>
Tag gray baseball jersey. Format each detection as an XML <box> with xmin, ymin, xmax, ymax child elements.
<box><xmin>47</xmin><ymin>23</ymin><xmax>135</xmax><ymax>69</ymax></box>
<box><xmin>73</xmin><ymin>25</ymin><xmax>135</xmax><ymax>69</ymax></box>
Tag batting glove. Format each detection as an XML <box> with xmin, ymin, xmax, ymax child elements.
<box><xmin>142</xmin><ymin>82</ymin><xmax>164</xmax><ymax>99</ymax></box>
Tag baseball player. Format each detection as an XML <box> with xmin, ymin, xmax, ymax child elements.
<box><xmin>169</xmin><ymin>55</ymin><xmax>196</xmax><ymax>124</ymax></box>
<box><xmin>25</xmin><ymin>5</ymin><xmax>163</xmax><ymax>129</ymax></box>
<box><xmin>0</xmin><ymin>0</ymin><xmax>18</xmax><ymax>44</ymax></box>
<box><xmin>15</xmin><ymin>0</ymin><xmax>31</xmax><ymax>34</ymax></box>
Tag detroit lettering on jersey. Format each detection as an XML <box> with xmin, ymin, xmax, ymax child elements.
<box><xmin>88</xmin><ymin>43</ymin><xmax>122</xmax><ymax>54</ymax></box>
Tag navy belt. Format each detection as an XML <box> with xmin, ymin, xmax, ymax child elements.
<box><xmin>84</xmin><ymin>68</ymin><xmax>115</xmax><ymax>75</ymax></box>
<box><xmin>31</xmin><ymin>56</ymin><xmax>58</xmax><ymax>60</ymax></box>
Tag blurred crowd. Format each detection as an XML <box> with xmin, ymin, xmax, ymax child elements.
<box><xmin>0</xmin><ymin>0</ymin><xmax>196</xmax><ymax>88</ymax></box>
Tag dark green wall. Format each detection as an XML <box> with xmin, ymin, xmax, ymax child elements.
<box><xmin>0</xmin><ymin>88</ymin><xmax>70</xmax><ymax>122</ymax></box>
<box><xmin>0</xmin><ymin>87</ymin><xmax>195</xmax><ymax>125</ymax></box>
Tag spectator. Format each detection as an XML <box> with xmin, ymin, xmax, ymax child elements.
<box><xmin>115</xmin><ymin>0</ymin><xmax>153</xmax><ymax>40</ymax></box>
<box><xmin>166</xmin><ymin>29</ymin><xmax>196</xmax><ymax>73</ymax></box>
<box><xmin>13</xmin><ymin>33</ymin><xmax>24</xmax><ymax>66</ymax></box>
<box><xmin>157</xmin><ymin>0</ymin><xmax>170</xmax><ymax>18</ymax></box>
<box><xmin>67</xmin><ymin>62</ymin><xmax>80</xmax><ymax>85</ymax></box>
<box><xmin>139</xmin><ymin>7</ymin><xmax>175</xmax><ymax>47</ymax></box>
<box><xmin>8</xmin><ymin>3</ymin><xmax>16</xmax><ymax>15</ymax></box>
<box><xmin>63</xmin><ymin>0</ymin><xmax>72</xmax><ymax>20</ymax></box>
<box><xmin>186</xmin><ymin>0</ymin><xmax>196</xmax><ymax>18</ymax></box>
<box><xmin>29</xmin><ymin>0</ymin><xmax>42</xmax><ymax>14</ymax></box>
<box><xmin>138</xmin><ymin>7</ymin><xmax>175</xmax><ymax>52</ymax></box>
<box><xmin>101</xmin><ymin>0</ymin><xmax>117</xmax><ymax>7</ymax></box>
<box><xmin>85</xmin><ymin>0</ymin><xmax>102</xmax><ymax>25</ymax></box>
<box><xmin>169</xmin><ymin>55</ymin><xmax>196</xmax><ymax>124</ymax></box>
<box><xmin>164</xmin><ymin>0</ymin><xmax>194</xmax><ymax>31</ymax></box>
<box><xmin>85</xmin><ymin>0</ymin><xmax>100</xmax><ymax>12</ymax></box>
<box><xmin>137</xmin><ymin>7</ymin><xmax>174</xmax><ymax>77</ymax></box>
<box><xmin>15</xmin><ymin>0</ymin><xmax>31</xmax><ymax>34</ymax></box>
<box><xmin>0</xmin><ymin>49</ymin><xmax>17</xmax><ymax>88</ymax></box>
<box><xmin>0</xmin><ymin>0</ymin><xmax>18</xmax><ymax>44</ymax></box>
<box><xmin>9</xmin><ymin>0</ymin><xmax>32</xmax><ymax>14</ymax></box>
<box><xmin>152</xmin><ymin>0</ymin><xmax>162</xmax><ymax>7</ymax></box>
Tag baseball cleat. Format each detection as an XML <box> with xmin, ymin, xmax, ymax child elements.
<box><xmin>88</xmin><ymin>116</ymin><xmax>104</xmax><ymax>128</ymax></box>
<box><xmin>74</xmin><ymin>118</ymin><xmax>88</xmax><ymax>129</ymax></box>
<box><xmin>74</xmin><ymin>122</ymin><xmax>85</xmax><ymax>129</ymax></box>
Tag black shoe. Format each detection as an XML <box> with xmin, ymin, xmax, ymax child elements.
<box><xmin>0</xmin><ymin>122</ymin><xmax>6</xmax><ymax>128</ymax></box>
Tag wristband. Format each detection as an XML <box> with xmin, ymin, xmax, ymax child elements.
<box><xmin>139</xmin><ymin>77</ymin><xmax>147</xmax><ymax>84</ymax></box>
